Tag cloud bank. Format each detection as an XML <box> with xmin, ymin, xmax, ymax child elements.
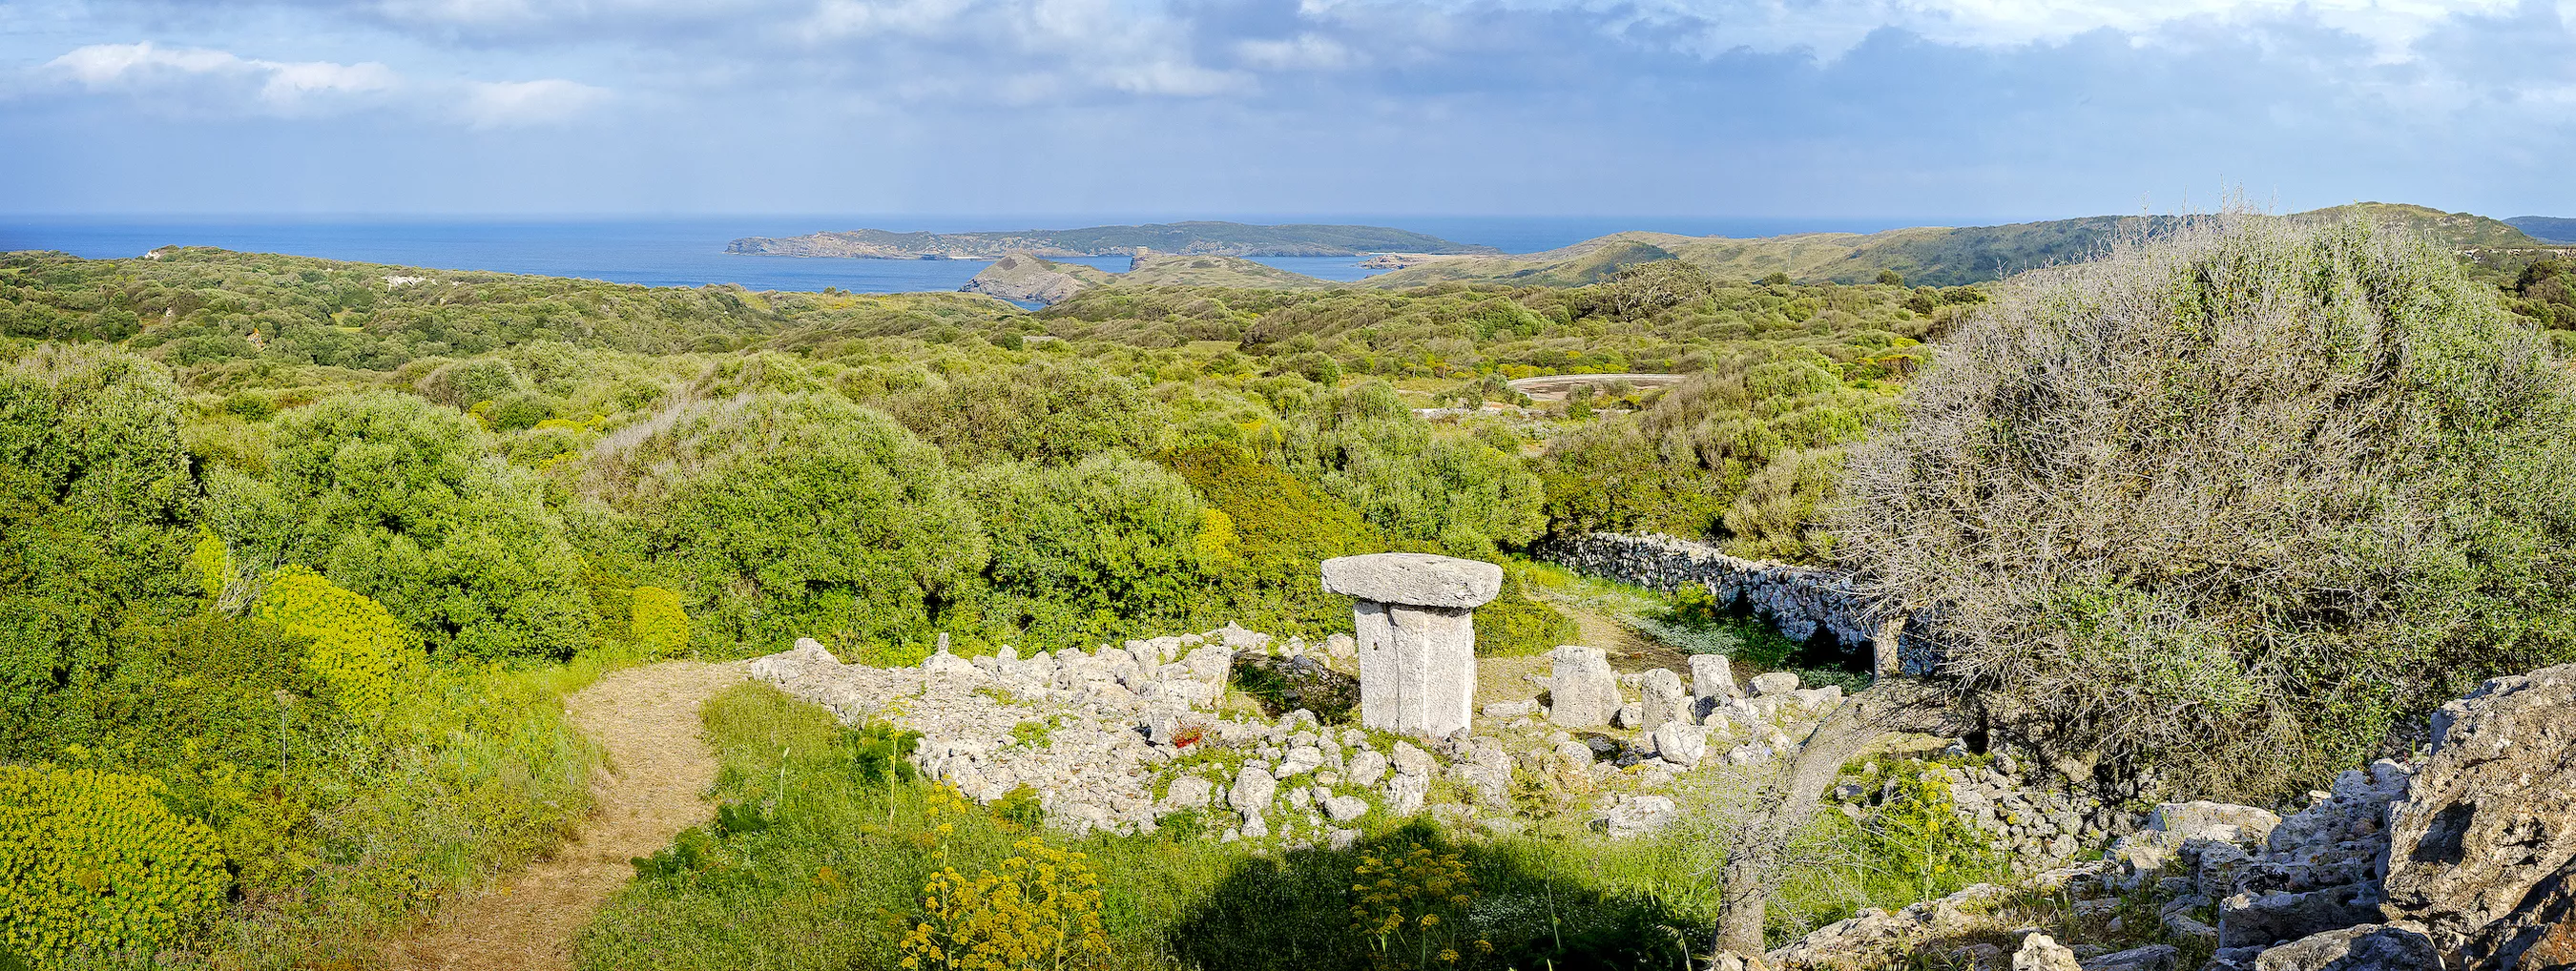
<box><xmin>2</xmin><ymin>0</ymin><xmax>2569</xmax><ymax>217</ymax></box>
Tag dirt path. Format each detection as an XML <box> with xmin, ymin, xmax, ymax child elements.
<box><xmin>384</xmin><ymin>661</ymin><xmax>740</xmax><ymax>971</ymax></box>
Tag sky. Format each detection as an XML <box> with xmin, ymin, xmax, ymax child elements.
<box><xmin>2</xmin><ymin>0</ymin><xmax>2571</xmax><ymax>219</ymax></box>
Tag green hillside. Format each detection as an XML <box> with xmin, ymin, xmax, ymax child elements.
<box><xmin>1370</xmin><ymin>203</ymin><xmax>2555</xmax><ymax>290</ymax></box>
<box><xmin>2508</xmin><ymin>216</ymin><xmax>2576</xmax><ymax>244</ymax></box>
<box><xmin>1120</xmin><ymin>252</ymin><xmax>1336</xmax><ymax>289</ymax></box>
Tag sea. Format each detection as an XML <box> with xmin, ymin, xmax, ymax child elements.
<box><xmin>0</xmin><ymin>216</ymin><xmax>1925</xmax><ymax>295</ymax></box>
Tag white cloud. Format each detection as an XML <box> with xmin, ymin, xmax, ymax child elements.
<box><xmin>1236</xmin><ymin>33</ymin><xmax>1359</xmax><ymax>71</ymax></box>
<box><xmin>37</xmin><ymin>41</ymin><xmax>606</xmax><ymax>125</ymax></box>
<box><xmin>1582</xmin><ymin>0</ymin><xmax>2546</xmax><ymax>60</ymax></box>
<box><xmin>46</xmin><ymin>42</ymin><xmax>397</xmax><ymax>114</ymax></box>
<box><xmin>460</xmin><ymin>77</ymin><xmax>609</xmax><ymax>126</ymax></box>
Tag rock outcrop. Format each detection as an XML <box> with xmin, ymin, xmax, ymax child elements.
<box><xmin>958</xmin><ymin>252</ymin><xmax>1113</xmax><ymax>304</ymax></box>
<box><xmin>2383</xmin><ymin>663</ymin><xmax>2576</xmax><ymax>970</ymax></box>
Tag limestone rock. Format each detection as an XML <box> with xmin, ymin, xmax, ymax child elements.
<box><xmin>1639</xmin><ymin>668</ymin><xmax>1689</xmax><ymax>728</ymax></box>
<box><xmin>2012</xmin><ymin>933</ymin><xmax>2082</xmax><ymax>971</ymax></box>
<box><xmin>1751</xmin><ymin>671</ymin><xmax>1800</xmax><ymax>696</ymax></box>
<box><xmin>1322</xmin><ymin>795</ymin><xmax>1369</xmax><ymax>823</ymax></box>
<box><xmin>1346</xmin><ymin>749</ymin><xmax>1389</xmax><ymax>788</ymax></box>
<box><xmin>1385</xmin><ymin>773</ymin><xmax>1429</xmax><ymax>816</ymax></box>
<box><xmin>1548</xmin><ymin>645</ymin><xmax>1621</xmax><ymax>728</ymax></box>
<box><xmin>2383</xmin><ymin>662</ymin><xmax>2576</xmax><ymax>971</ymax></box>
<box><xmin>2151</xmin><ymin>801</ymin><xmax>2282</xmax><ymax>845</ymax></box>
<box><xmin>1164</xmin><ymin>775</ymin><xmax>1214</xmax><ymax>810</ymax></box>
<box><xmin>2217</xmin><ymin>885</ymin><xmax>2380</xmax><ymax>950</ymax></box>
<box><xmin>1652</xmin><ymin>721</ymin><xmax>1708</xmax><ymax>768</ymax></box>
<box><xmin>1611</xmin><ymin>703</ymin><xmax>1646</xmax><ymax>730</ymax></box>
<box><xmin>1229</xmin><ymin>764</ymin><xmax>1276</xmax><ymax>816</ymax></box>
<box><xmin>1689</xmin><ymin>653</ymin><xmax>1736</xmax><ymax>702</ymax></box>
<box><xmin>749</xmin><ymin>638</ymin><xmax>842</xmax><ymax>682</ymax></box>
<box><xmin>1603</xmin><ymin>795</ymin><xmax>1678</xmax><ymax>837</ymax></box>
<box><xmin>1319</xmin><ymin>552</ymin><xmax>1504</xmax><ymax>609</ymax></box>
<box><xmin>1390</xmin><ymin>741</ymin><xmax>1433</xmax><ymax>778</ymax></box>
<box><xmin>2080</xmin><ymin>943</ymin><xmax>2178</xmax><ymax>971</ymax></box>
<box><xmin>2248</xmin><ymin>923</ymin><xmax>2443</xmax><ymax>971</ymax></box>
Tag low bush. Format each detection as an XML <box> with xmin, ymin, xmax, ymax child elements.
<box><xmin>251</xmin><ymin>566</ymin><xmax>408</xmax><ymax>719</ymax></box>
<box><xmin>0</xmin><ymin>767</ymin><xmax>228</xmax><ymax>965</ymax></box>
<box><xmin>630</xmin><ymin>586</ymin><xmax>689</xmax><ymax>657</ymax></box>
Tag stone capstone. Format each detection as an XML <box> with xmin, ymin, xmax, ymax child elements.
<box><xmin>1319</xmin><ymin>552</ymin><xmax>1505</xmax><ymax>609</ymax></box>
<box><xmin>1333</xmin><ymin>553</ymin><xmax>1502</xmax><ymax>738</ymax></box>
<box><xmin>1750</xmin><ymin>671</ymin><xmax>1801</xmax><ymax>696</ymax></box>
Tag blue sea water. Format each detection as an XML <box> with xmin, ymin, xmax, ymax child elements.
<box><xmin>0</xmin><ymin>215</ymin><xmax>1929</xmax><ymax>295</ymax></box>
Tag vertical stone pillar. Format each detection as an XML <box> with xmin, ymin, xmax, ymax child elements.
<box><xmin>1320</xmin><ymin>553</ymin><xmax>1503</xmax><ymax>738</ymax></box>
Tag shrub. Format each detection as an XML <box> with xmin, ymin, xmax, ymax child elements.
<box><xmin>592</xmin><ymin>391</ymin><xmax>985</xmax><ymax>656</ymax></box>
<box><xmin>629</xmin><ymin>585</ymin><xmax>689</xmax><ymax>656</ymax></box>
<box><xmin>1274</xmin><ymin>383</ymin><xmax>1545</xmax><ymax>555</ymax></box>
<box><xmin>896</xmin><ymin>837</ymin><xmax>1110</xmax><ymax>971</ymax></box>
<box><xmin>256</xmin><ymin>389</ymin><xmax>592</xmax><ymax>659</ymax></box>
<box><xmin>252</xmin><ymin>566</ymin><xmax>406</xmax><ymax>719</ymax></box>
<box><xmin>1163</xmin><ymin>446</ymin><xmax>1382</xmax><ymax>635</ymax></box>
<box><xmin>1472</xmin><ymin>568</ymin><xmax>1577</xmax><ymax>657</ymax></box>
<box><xmin>964</xmin><ymin>453</ymin><xmax>1211</xmax><ymax>647</ymax></box>
<box><xmin>1839</xmin><ymin>215</ymin><xmax>2576</xmax><ymax>798</ymax></box>
<box><xmin>0</xmin><ymin>767</ymin><xmax>229</xmax><ymax>964</ymax></box>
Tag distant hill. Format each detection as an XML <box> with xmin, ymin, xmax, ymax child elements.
<box><xmin>1365</xmin><ymin>203</ymin><xmax>2552</xmax><ymax>290</ymax></box>
<box><xmin>730</xmin><ymin>221</ymin><xmax>1498</xmax><ymax>258</ymax></box>
<box><xmin>961</xmin><ymin>253</ymin><xmax>1117</xmax><ymax>304</ymax></box>
<box><xmin>961</xmin><ymin>250</ymin><xmax>1333</xmax><ymax>305</ymax></box>
<box><xmin>2509</xmin><ymin>217</ymin><xmax>2576</xmax><ymax>244</ymax></box>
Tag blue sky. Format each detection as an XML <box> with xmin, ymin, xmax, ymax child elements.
<box><xmin>3</xmin><ymin>0</ymin><xmax>2571</xmax><ymax>219</ymax></box>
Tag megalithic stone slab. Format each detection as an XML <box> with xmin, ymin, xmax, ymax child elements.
<box><xmin>1320</xmin><ymin>553</ymin><xmax>1504</xmax><ymax>609</ymax></box>
<box><xmin>1388</xmin><ymin>604</ymin><xmax>1476</xmax><ymax>736</ymax></box>
<box><xmin>1324</xmin><ymin>552</ymin><xmax>1501</xmax><ymax>737</ymax></box>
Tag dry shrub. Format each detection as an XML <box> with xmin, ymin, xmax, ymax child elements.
<box><xmin>1839</xmin><ymin>213</ymin><xmax>2576</xmax><ymax>799</ymax></box>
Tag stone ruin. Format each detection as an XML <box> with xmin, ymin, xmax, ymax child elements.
<box><xmin>1319</xmin><ymin>552</ymin><xmax>1502</xmax><ymax>738</ymax></box>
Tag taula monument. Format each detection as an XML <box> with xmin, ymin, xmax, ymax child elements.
<box><xmin>1320</xmin><ymin>552</ymin><xmax>1502</xmax><ymax>737</ymax></box>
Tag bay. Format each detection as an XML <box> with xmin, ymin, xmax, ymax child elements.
<box><xmin>0</xmin><ymin>215</ymin><xmax>1931</xmax><ymax>294</ymax></box>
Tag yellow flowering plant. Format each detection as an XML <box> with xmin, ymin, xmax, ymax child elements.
<box><xmin>897</xmin><ymin>837</ymin><xmax>1110</xmax><ymax>971</ymax></box>
<box><xmin>1349</xmin><ymin>845</ymin><xmax>1494</xmax><ymax>970</ymax></box>
<box><xmin>251</xmin><ymin>566</ymin><xmax>408</xmax><ymax>720</ymax></box>
<box><xmin>0</xmin><ymin>767</ymin><xmax>229</xmax><ymax>964</ymax></box>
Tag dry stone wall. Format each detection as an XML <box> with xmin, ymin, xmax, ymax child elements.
<box><xmin>1534</xmin><ymin>532</ymin><xmax>1940</xmax><ymax>673</ymax></box>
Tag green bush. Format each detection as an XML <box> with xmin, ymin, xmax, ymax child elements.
<box><xmin>251</xmin><ymin>565</ymin><xmax>408</xmax><ymax>719</ymax></box>
<box><xmin>254</xmin><ymin>389</ymin><xmax>592</xmax><ymax>659</ymax></box>
<box><xmin>964</xmin><ymin>452</ymin><xmax>1212</xmax><ymax>647</ymax></box>
<box><xmin>0</xmin><ymin>767</ymin><xmax>229</xmax><ymax>965</ymax></box>
<box><xmin>1275</xmin><ymin>383</ymin><xmax>1544</xmax><ymax>556</ymax></box>
<box><xmin>1163</xmin><ymin>446</ymin><xmax>1382</xmax><ymax>636</ymax></box>
<box><xmin>1839</xmin><ymin>215</ymin><xmax>2576</xmax><ymax>798</ymax></box>
<box><xmin>592</xmin><ymin>391</ymin><xmax>986</xmax><ymax>656</ymax></box>
<box><xmin>0</xmin><ymin>346</ymin><xmax>200</xmax><ymax>755</ymax></box>
<box><xmin>1472</xmin><ymin>568</ymin><xmax>1577</xmax><ymax>656</ymax></box>
<box><xmin>629</xmin><ymin>585</ymin><xmax>689</xmax><ymax>656</ymax></box>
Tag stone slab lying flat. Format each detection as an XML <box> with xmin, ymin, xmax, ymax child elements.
<box><xmin>1320</xmin><ymin>552</ymin><xmax>1504</xmax><ymax>609</ymax></box>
